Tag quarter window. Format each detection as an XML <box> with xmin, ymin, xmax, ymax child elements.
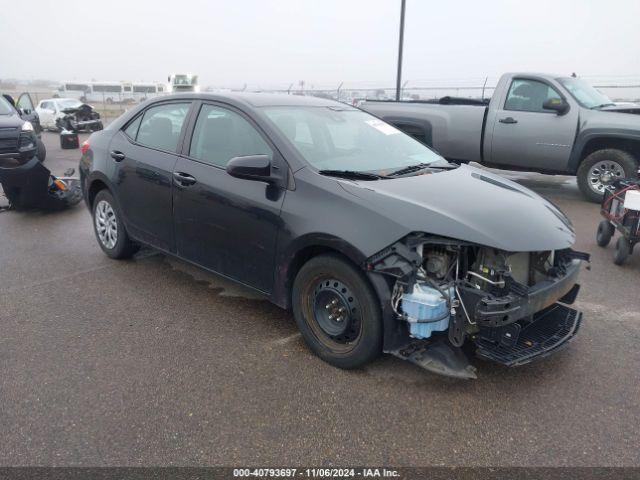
<box><xmin>189</xmin><ymin>104</ymin><xmax>272</xmax><ymax>167</ymax></box>
<box><xmin>124</xmin><ymin>115</ymin><xmax>142</xmax><ymax>140</ymax></box>
<box><xmin>504</xmin><ymin>79</ymin><xmax>562</xmax><ymax>113</ymax></box>
<box><xmin>136</xmin><ymin>103</ymin><xmax>190</xmax><ymax>152</ymax></box>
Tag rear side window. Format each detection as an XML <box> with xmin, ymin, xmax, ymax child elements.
<box><xmin>189</xmin><ymin>104</ymin><xmax>272</xmax><ymax>167</ymax></box>
<box><xmin>124</xmin><ymin>115</ymin><xmax>142</xmax><ymax>140</ymax></box>
<box><xmin>136</xmin><ymin>103</ymin><xmax>190</xmax><ymax>152</ymax></box>
<box><xmin>504</xmin><ymin>79</ymin><xmax>561</xmax><ymax>113</ymax></box>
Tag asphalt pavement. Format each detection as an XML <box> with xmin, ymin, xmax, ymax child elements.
<box><xmin>0</xmin><ymin>132</ymin><xmax>639</xmax><ymax>467</ymax></box>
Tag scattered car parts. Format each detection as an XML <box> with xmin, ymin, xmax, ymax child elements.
<box><xmin>0</xmin><ymin>156</ymin><xmax>82</xmax><ymax>211</ymax></box>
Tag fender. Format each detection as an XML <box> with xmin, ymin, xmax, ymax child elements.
<box><xmin>83</xmin><ymin>171</ymin><xmax>138</xmax><ymax>235</ymax></box>
<box><xmin>271</xmin><ymin>232</ymin><xmax>368</xmax><ymax>309</ymax></box>
<box><xmin>568</xmin><ymin>128</ymin><xmax>640</xmax><ymax>173</ymax></box>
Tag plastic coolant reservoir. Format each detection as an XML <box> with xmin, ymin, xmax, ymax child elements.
<box><xmin>401</xmin><ymin>283</ymin><xmax>453</xmax><ymax>339</ymax></box>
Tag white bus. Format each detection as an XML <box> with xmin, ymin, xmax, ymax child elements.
<box><xmin>85</xmin><ymin>82</ymin><xmax>127</xmax><ymax>104</ymax></box>
<box><xmin>132</xmin><ymin>83</ymin><xmax>164</xmax><ymax>102</ymax></box>
<box><xmin>55</xmin><ymin>82</ymin><xmax>91</xmax><ymax>101</ymax></box>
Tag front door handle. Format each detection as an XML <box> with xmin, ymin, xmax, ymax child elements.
<box><xmin>173</xmin><ymin>171</ymin><xmax>197</xmax><ymax>186</ymax></box>
<box><xmin>110</xmin><ymin>150</ymin><xmax>126</xmax><ymax>162</ymax></box>
<box><xmin>499</xmin><ymin>117</ymin><xmax>518</xmax><ymax>124</ymax></box>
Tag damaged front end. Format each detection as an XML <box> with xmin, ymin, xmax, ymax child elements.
<box><xmin>365</xmin><ymin>233</ymin><xmax>588</xmax><ymax>379</ymax></box>
<box><xmin>56</xmin><ymin>104</ymin><xmax>103</xmax><ymax>133</ymax></box>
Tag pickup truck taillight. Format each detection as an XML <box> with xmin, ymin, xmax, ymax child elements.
<box><xmin>81</xmin><ymin>140</ymin><xmax>90</xmax><ymax>155</ymax></box>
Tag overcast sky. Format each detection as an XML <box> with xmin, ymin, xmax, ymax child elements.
<box><xmin>1</xmin><ymin>0</ymin><xmax>638</xmax><ymax>88</ymax></box>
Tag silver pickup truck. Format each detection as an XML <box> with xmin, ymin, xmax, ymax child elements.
<box><xmin>361</xmin><ymin>72</ymin><xmax>640</xmax><ymax>202</ymax></box>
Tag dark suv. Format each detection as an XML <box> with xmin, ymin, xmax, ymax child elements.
<box><xmin>80</xmin><ymin>93</ymin><xmax>585</xmax><ymax>379</ymax></box>
<box><xmin>0</xmin><ymin>94</ymin><xmax>40</xmax><ymax>162</ymax></box>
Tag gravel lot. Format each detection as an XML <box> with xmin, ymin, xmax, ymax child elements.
<box><xmin>0</xmin><ymin>131</ymin><xmax>639</xmax><ymax>467</ymax></box>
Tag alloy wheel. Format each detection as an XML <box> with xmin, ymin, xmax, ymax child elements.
<box><xmin>95</xmin><ymin>200</ymin><xmax>118</xmax><ymax>249</ymax></box>
<box><xmin>587</xmin><ymin>160</ymin><xmax>625</xmax><ymax>194</ymax></box>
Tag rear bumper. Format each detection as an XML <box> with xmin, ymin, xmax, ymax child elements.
<box><xmin>475</xmin><ymin>302</ymin><xmax>581</xmax><ymax>366</ymax></box>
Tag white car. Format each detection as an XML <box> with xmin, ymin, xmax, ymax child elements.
<box><xmin>35</xmin><ymin>98</ymin><xmax>85</xmax><ymax>131</ymax></box>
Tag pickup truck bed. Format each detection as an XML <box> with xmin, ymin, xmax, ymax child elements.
<box><xmin>361</xmin><ymin>72</ymin><xmax>640</xmax><ymax>202</ymax></box>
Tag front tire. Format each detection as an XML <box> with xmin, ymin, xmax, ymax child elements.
<box><xmin>36</xmin><ymin>138</ymin><xmax>46</xmax><ymax>163</ymax></box>
<box><xmin>92</xmin><ymin>190</ymin><xmax>139</xmax><ymax>259</ymax></box>
<box><xmin>596</xmin><ymin>220</ymin><xmax>615</xmax><ymax>247</ymax></box>
<box><xmin>577</xmin><ymin>149</ymin><xmax>638</xmax><ymax>203</ymax></box>
<box><xmin>292</xmin><ymin>254</ymin><xmax>382</xmax><ymax>369</ymax></box>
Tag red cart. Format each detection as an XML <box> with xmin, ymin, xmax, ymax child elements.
<box><xmin>596</xmin><ymin>179</ymin><xmax>640</xmax><ymax>265</ymax></box>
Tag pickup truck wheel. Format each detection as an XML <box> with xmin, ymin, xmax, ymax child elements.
<box><xmin>577</xmin><ymin>149</ymin><xmax>638</xmax><ymax>203</ymax></box>
<box><xmin>292</xmin><ymin>253</ymin><xmax>382</xmax><ymax>369</ymax></box>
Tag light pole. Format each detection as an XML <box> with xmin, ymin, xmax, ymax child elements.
<box><xmin>395</xmin><ymin>0</ymin><xmax>406</xmax><ymax>101</ymax></box>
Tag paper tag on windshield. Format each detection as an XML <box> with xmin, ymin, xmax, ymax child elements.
<box><xmin>365</xmin><ymin>119</ymin><xmax>401</xmax><ymax>135</ymax></box>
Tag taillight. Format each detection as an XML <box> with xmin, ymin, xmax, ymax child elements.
<box><xmin>81</xmin><ymin>140</ymin><xmax>90</xmax><ymax>155</ymax></box>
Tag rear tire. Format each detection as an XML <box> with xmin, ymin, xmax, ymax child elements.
<box><xmin>292</xmin><ymin>253</ymin><xmax>382</xmax><ymax>369</ymax></box>
<box><xmin>92</xmin><ymin>190</ymin><xmax>139</xmax><ymax>259</ymax></box>
<box><xmin>614</xmin><ymin>236</ymin><xmax>631</xmax><ymax>265</ymax></box>
<box><xmin>596</xmin><ymin>220</ymin><xmax>615</xmax><ymax>247</ymax></box>
<box><xmin>577</xmin><ymin>149</ymin><xmax>638</xmax><ymax>203</ymax></box>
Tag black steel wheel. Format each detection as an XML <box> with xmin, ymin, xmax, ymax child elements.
<box><xmin>614</xmin><ymin>236</ymin><xmax>631</xmax><ymax>265</ymax></box>
<box><xmin>292</xmin><ymin>253</ymin><xmax>382</xmax><ymax>369</ymax></box>
<box><xmin>596</xmin><ymin>220</ymin><xmax>615</xmax><ymax>247</ymax></box>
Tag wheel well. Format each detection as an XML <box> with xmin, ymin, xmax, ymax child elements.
<box><xmin>285</xmin><ymin>245</ymin><xmax>359</xmax><ymax>307</ymax></box>
<box><xmin>579</xmin><ymin>138</ymin><xmax>640</xmax><ymax>170</ymax></box>
<box><xmin>87</xmin><ymin>179</ymin><xmax>109</xmax><ymax>208</ymax></box>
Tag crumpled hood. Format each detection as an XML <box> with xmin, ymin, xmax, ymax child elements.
<box><xmin>339</xmin><ymin>164</ymin><xmax>576</xmax><ymax>252</ymax></box>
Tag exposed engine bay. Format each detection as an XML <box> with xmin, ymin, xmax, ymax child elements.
<box><xmin>366</xmin><ymin>233</ymin><xmax>588</xmax><ymax>379</ymax></box>
<box><xmin>56</xmin><ymin>104</ymin><xmax>103</xmax><ymax>133</ymax></box>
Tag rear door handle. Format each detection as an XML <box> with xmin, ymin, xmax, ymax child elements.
<box><xmin>173</xmin><ymin>171</ymin><xmax>197</xmax><ymax>186</ymax></box>
<box><xmin>499</xmin><ymin>117</ymin><xmax>518</xmax><ymax>124</ymax></box>
<box><xmin>110</xmin><ymin>150</ymin><xmax>126</xmax><ymax>162</ymax></box>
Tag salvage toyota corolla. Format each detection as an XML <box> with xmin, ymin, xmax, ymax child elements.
<box><xmin>79</xmin><ymin>93</ymin><xmax>587</xmax><ymax>379</ymax></box>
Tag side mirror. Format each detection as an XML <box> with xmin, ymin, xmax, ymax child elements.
<box><xmin>226</xmin><ymin>155</ymin><xmax>274</xmax><ymax>183</ymax></box>
<box><xmin>543</xmin><ymin>98</ymin><xmax>570</xmax><ymax>115</ymax></box>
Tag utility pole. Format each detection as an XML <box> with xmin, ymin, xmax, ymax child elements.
<box><xmin>395</xmin><ymin>0</ymin><xmax>406</xmax><ymax>101</ymax></box>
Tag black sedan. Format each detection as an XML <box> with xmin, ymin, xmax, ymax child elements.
<box><xmin>79</xmin><ymin>93</ymin><xmax>586</xmax><ymax>379</ymax></box>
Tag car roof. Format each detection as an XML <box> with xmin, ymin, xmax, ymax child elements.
<box><xmin>147</xmin><ymin>92</ymin><xmax>347</xmax><ymax>109</ymax></box>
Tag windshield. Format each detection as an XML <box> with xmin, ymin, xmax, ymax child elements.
<box><xmin>0</xmin><ymin>96</ymin><xmax>14</xmax><ymax>115</ymax></box>
<box><xmin>262</xmin><ymin>106</ymin><xmax>445</xmax><ymax>173</ymax></box>
<box><xmin>557</xmin><ymin>77</ymin><xmax>613</xmax><ymax>109</ymax></box>
<box><xmin>58</xmin><ymin>99</ymin><xmax>83</xmax><ymax>109</ymax></box>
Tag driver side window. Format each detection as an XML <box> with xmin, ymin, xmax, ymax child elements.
<box><xmin>189</xmin><ymin>104</ymin><xmax>272</xmax><ymax>168</ymax></box>
<box><xmin>504</xmin><ymin>79</ymin><xmax>561</xmax><ymax>113</ymax></box>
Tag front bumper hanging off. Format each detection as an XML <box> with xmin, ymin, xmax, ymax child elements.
<box><xmin>475</xmin><ymin>302</ymin><xmax>581</xmax><ymax>367</ymax></box>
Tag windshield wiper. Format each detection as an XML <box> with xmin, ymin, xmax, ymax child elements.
<box><xmin>318</xmin><ymin>169</ymin><xmax>387</xmax><ymax>180</ymax></box>
<box><xmin>591</xmin><ymin>103</ymin><xmax>616</xmax><ymax>109</ymax></box>
<box><xmin>387</xmin><ymin>163</ymin><xmax>433</xmax><ymax>177</ymax></box>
